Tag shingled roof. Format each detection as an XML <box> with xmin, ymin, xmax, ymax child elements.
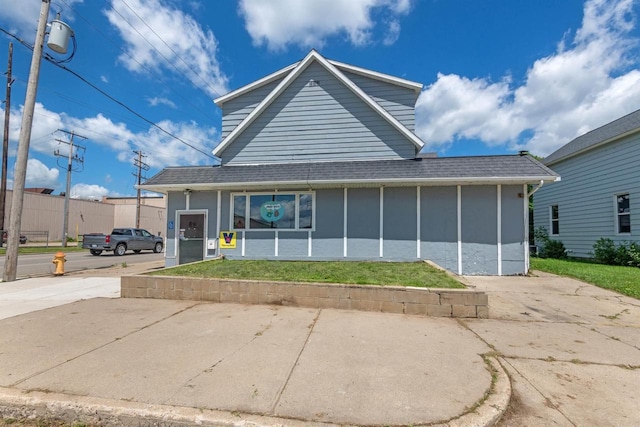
<box><xmin>139</xmin><ymin>155</ymin><xmax>559</xmax><ymax>193</ymax></box>
<box><xmin>544</xmin><ymin>108</ymin><xmax>640</xmax><ymax>165</ymax></box>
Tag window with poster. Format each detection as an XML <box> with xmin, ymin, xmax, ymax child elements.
<box><xmin>231</xmin><ymin>192</ymin><xmax>314</xmax><ymax>231</ymax></box>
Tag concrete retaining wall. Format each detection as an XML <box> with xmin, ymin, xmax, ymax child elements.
<box><xmin>121</xmin><ymin>276</ymin><xmax>488</xmax><ymax>318</ymax></box>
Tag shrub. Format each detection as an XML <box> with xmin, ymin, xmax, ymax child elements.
<box><xmin>593</xmin><ymin>238</ymin><xmax>617</xmax><ymax>264</ymax></box>
<box><xmin>593</xmin><ymin>238</ymin><xmax>640</xmax><ymax>267</ymax></box>
<box><xmin>533</xmin><ymin>226</ymin><xmax>567</xmax><ymax>259</ymax></box>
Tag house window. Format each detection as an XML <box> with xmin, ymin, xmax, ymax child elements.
<box><xmin>550</xmin><ymin>205</ymin><xmax>559</xmax><ymax>235</ymax></box>
<box><xmin>616</xmin><ymin>193</ymin><xmax>631</xmax><ymax>234</ymax></box>
<box><xmin>232</xmin><ymin>192</ymin><xmax>314</xmax><ymax>230</ymax></box>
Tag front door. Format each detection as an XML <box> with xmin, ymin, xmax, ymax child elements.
<box><xmin>178</xmin><ymin>213</ymin><xmax>205</xmax><ymax>264</ymax></box>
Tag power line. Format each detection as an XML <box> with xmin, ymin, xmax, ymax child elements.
<box><xmin>117</xmin><ymin>0</ymin><xmax>223</xmax><ymax>98</ymax></box>
<box><xmin>0</xmin><ymin>25</ymin><xmax>217</xmax><ymax>161</ymax></box>
<box><xmin>58</xmin><ymin>0</ymin><xmax>216</xmax><ymax>124</ymax></box>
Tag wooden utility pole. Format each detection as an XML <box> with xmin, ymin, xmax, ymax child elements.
<box><xmin>1</xmin><ymin>42</ymin><xmax>12</xmax><ymax>237</ymax></box>
<box><xmin>54</xmin><ymin>129</ymin><xmax>86</xmax><ymax>247</ymax></box>
<box><xmin>133</xmin><ymin>150</ymin><xmax>149</xmax><ymax>228</ymax></box>
<box><xmin>4</xmin><ymin>0</ymin><xmax>50</xmax><ymax>282</ymax></box>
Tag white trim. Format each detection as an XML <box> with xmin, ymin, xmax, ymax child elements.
<box><xmin>212</xmin><ymin>50</ymin><xmax>424</xmax><ymax>157</ymax></box>
<box><xmin>457</xmin><ymin>185</ymin><xmax>462</xmax><ymax>275</ymax></box>
<box><xmin>524</xmin><ymin>184</ymin><xmax>529</xmax><ymax>273</ymax></box>
<box><xmin>416</xmin><ymin>186</ymin><xmax>421</xmax><ymax>259</ymax></box>
<box><xmin>549</xmin><ymin>204</ymin><xmax>560</xmax><ymax>236</ymax></box>
<box><xmin>140</xmin><ymin>175</ymin><xmax>560</xmax><ymax>194</ymax></box>
<box><xmin>614</xmin><ymin>192</ymin><xmax>632</xmax><ymax>235</ymax></box>
<box><xmin>328</xmin><ymin>59</ymin><xmax>423</xmax><ymax>92</ymax></box>
<box><xmin>275</xmin><ymin>230</ymin><xmax>279</xmax><ymax>257</ymax></box>
<box><xmin>216</xmin><ymin>190</ymin><xmax>221</xmax><ymax>255</ymax></box>
<box><xmin>185</xmin><ymin>191</ymin><xmax>191</xmax><ymax>210</ymax></box>
<box><xmin>214</xmin><ymin>63</ymin><xmax>298</xmax><ymax>106</ymax></box>
<box><xmin>229</xmin><ymin>191</ymin><xmax>315</xmax><ymax>231</ymax></box>
<box><xmin>497</xmin><ymin>185</ymin><xmax>502</xmax><ymax>276</ymax></box>
<box><xmin>343</xmin><ymin>188</ymin><xmax>348</xmax><ymax>257</ymax></box>
<box><xmin>241</xmin><ymin>231</ymin><xmax>245</xmax><ymax>257</ymax></box>
<box><xmin>308</xmin><ymin>230</ymin><xmax>312</xmax><ymax>257</ymax></box>
<box><xmin>379</xmin><ymin>187</ymin><xmax>384</xmax><ymax>258</ymax></box>
<box><xmin>545</xmin><ymin>127</ymin><xmax>640</xmax><ymax>166</ymax></box>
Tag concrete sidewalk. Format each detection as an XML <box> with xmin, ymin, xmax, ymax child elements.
<box><xmin>1</xmin><ymin>271</ymin><xmax>638</xmax><ymax>426</ymax></box>
<box><xmin>0</xmin><ymin>295</ymin><xmax>505</xmax><ymax>426</ymax></box>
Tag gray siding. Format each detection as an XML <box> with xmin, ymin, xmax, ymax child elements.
<box><xmin>313</xmin><ymin>189</ymin><xmax>344</xmax><ymax>258</ymax></box>
<box><xmin>342</xmin><ymin>70</ymin><xmax>417</xmax><ymax>131</ymax></box>
<box><xmin>462</xmin><ymin>186</ymin><xmax>498</xmax><ymax>275</ymax></box>
<box><xmin>220</xmin><ymin>79</ymin><xmax>283</xmax><ymax>140</ymax></box>
<box><xmin>168</xmin><ymin>185</ymin><xmax>527</xmax><ymax>275</ymax></box>
<box><xmin>347</xmin><ymin>188</ymin><xmax>380</xmax><ymax>259</ymax></box>
<box><xmin>502</xmin><ymin>185</ymin><xmax>526</xmax><ymax>275</ymax></box>
<box><xmin>534</xmin><ymin>134</ymin><xmax>640</xmax><ymax>257</ymax></box>
<box><xmin>383</xmin><ymin>187</ymin><xmax>417</xmax><ymax>260</ymax></box>
<box><xmin>221</xmin><ymin>62</ymin><xmax>417</xmax><ymax>165</ymax></box>
<box><xmin>420</xmin><ymin>187</ymin><xmax>458</xmax><ymax>272</ymax></box>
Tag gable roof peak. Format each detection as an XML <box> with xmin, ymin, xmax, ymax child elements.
<box><xmin>212</xmin><ymin>50</ymin><xmax>424</xmax><ymax>157</ymax></box>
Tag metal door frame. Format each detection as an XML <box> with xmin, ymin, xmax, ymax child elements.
<box><xmin>175</xmin><ymin>209</ymin><xmax>208</xmax><ymax>263</ymax></box>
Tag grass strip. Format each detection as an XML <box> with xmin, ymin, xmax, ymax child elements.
<box><xmin>150</xmin><ymin>259</ymin><xmax>464</xmax><ymax>289</ymax></box>
<box><xmin>531</xmin><ymin>257</ymin><xmax>640</xmax><ymax>299</ymax></box>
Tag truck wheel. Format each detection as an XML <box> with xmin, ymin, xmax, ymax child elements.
<box><xmin>90</xmin><ymin>249</ymin><xmax>102</xmax><ymax>256</ymax></box>
<box><xmin>115</xmin><ymin>243</ymin><xmax>127</xmax><ymax>256</ymax></box>
<box><xmin>153</xmin><ymin>242</ymin><xmax>163</xmax><ymax>253</ymax></box>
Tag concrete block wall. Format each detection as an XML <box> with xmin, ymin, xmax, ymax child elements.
<box><xmin>121</xmin><ymin>276</ymin><xmax>489</xmax><ymax>318</ymax></box>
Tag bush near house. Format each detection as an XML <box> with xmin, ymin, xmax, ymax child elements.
<box><xmin>533</xmin><ymin>226</ymin><xmax>567</xmax><ymax>259</ymax></box>
<box><xmin>593</xmin><ymin>238</ymin><xmax>640</xmax><ymax>268</ymax></box>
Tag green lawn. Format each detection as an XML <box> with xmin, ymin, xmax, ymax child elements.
<box><xmin>0</xmin><ymin>246</ymin><xmax>84</xmax><ymax>255</ymax></box>
<box><xmin>150</xmin><ymin>259</ymin><xmax>464</xmax><ymax>289</ymax></box>
<box><xmin>531</xmin><ymin>257</ymin><xmax>640</xmax><ymax>299</ymax></box>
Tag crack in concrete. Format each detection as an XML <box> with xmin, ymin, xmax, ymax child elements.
<box><xmin>9</xmin><ymin>301</ymin><xmax>203</xmax><ymax>388</ymax></box>
<box><xmin>269</xmin><ymin>308</ymin><xmax>321</xmax><ymax>414</ymax></box>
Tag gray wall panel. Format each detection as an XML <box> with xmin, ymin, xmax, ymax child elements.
<box><xmin>420</xmin><ymin>187</ymin><xmax>458</xmax><ymax>270</ymax></box>
<box><xmin>462</xmin><ymin>186</ymin><xmax>497</xmax><ymax>275</ymax></box>
<box><xmin>347</xmin><ymin>188</ymin><xmax>379</xmax><ymax>258</ymax></box>
<box><xmin>501</xmin><ymin>185</ymin><xmax>525</xmax><ymax>274</ymax></box>
<box><xmin>219</xmin><ymin>192</ymin><xmax>243</xmax><ymax>258</ymax></box>
<box><xmin>383</xmin><ymin>187</ymin><xmax>417</xmax><ymax>259</ymax></box>
<box><xmin>278</xmin><ymin>232</ymin><xmax>308</xmax><ymax>257</ymax></box>
<box><xmin>245</xmin><ymin>231</ymin><xmax>275</xmax><ymax>257</ymax></box>
<box><xmin>312</xmin><ymin>188</ymin><xmax>344</xmax><ymax>258</ymax></box>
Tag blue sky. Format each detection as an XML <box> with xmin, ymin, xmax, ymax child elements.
<box><xmin>0</xmin><ymin>0</ymin><xmax>639</xmax><ymax>199</ymax></box>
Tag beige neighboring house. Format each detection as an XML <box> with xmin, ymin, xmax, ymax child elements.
<box><xmin>2</xmin><ymin>189</ymin><xmax>166</xmax><ymax>242</ymax></box>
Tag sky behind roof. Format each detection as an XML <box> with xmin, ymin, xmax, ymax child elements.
<box><xmin>0</xmin><ymin>0</ymin><xmax>639</xmax><ymax>199</ymax></box>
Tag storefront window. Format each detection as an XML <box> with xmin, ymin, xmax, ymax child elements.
<box><xmin>231</xmin><ymin>192</ymin><xmax>314</xmax><ymax>231</ymax></box>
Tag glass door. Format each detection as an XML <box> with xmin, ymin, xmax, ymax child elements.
<box><xmin>178</xmin><ymin>213</ymin><xmax>205</xmax><ymax>264</ymax></box>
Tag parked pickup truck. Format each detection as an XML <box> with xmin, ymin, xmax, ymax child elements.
<box><xmin>82</xmin><ymin>228</ymin><xmax>163</xmax><ymax>256</ymax></box>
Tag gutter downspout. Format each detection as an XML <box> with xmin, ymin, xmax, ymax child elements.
<box><xmin>527</xmin><ymin>180</ymin><xmax>544</xmax><ymax>197</ymax></box>
<box><xmin>525</xmin><ymin>180</ymin><xmax>544</xmax><ymax>273</ymax></box>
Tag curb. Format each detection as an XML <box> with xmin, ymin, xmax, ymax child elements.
<box><xmin>447</xmin><ymin>356</ymin><xmax>511</xmax><ymax>427</ymax></box>
<box><xmin>0</xmin><ymin>357</ymin><xmax>510</xmax><ymax>427</ymax></box>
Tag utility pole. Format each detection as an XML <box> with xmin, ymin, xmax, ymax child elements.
<box><xmin>54</xmin><ymin>130</ymin><xmax>86</xmax><ymax>247</ymax></box>
<box><xmin>3</xmin><ymin>0</ymin><xmax>50</xmax><ymax>282</ymax></box>
<box><xmin>1</xmin><ymin>42</ymin><xmax>13</xmax><ymax>238</ymax></box>
<box><xmin>132</xmin><ymin>150</ymin><xmax>149</xmax><ymax>228</ymax></box>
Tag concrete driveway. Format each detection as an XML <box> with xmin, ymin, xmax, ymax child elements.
<box><xmin>464</xmin><ymin>272</ymin><xmax>640</xmax><ymax>426</ymax></box>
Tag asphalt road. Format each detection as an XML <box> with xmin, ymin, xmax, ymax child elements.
<box><xmin>0</xmin><ymin>250</ymin><xmax>165</xmax><ymax>279</ymax></box>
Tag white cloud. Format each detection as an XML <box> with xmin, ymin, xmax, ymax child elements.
<box><xmin>148</xmin><ymin>96</ymin><xmax>176</xmax><ymax>108</ymax></box>
<box><xmin>239</xmin><ymin>0</ymin><xmax>412</xmax><ymax>51</ymax></box>
<box><xmin>0</xmin><ymin>0</ymin><xmax>83</xmax><ymax>36</ymax></box>
<box><xmin>415</xmin><ymin>0</ymin><xmax>640</xmax><ymax>157</ymax></box>
<box><xmin>100</xmin><ymin>75</ymin><xmax>109</xmax><ymax>83</ymax></box>
<box><xmin>104</xmin><ymin>0</ymin><xmax>228</xmax><ymax>98</ymax></box>
<box><xmin>25</xmin><ymin>158</ymin><xmax>59</xmax><ymax>189</ymax></box>
<box><xmin>71</xmin><ymin>183</ymin><xmax>110</xmax><ymax>200</ymax></box>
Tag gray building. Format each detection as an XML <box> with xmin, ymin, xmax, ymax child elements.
<box><xmin>141</xmin><ymin>50</ymin><xmax>558</xmax><ymax>275</ymax></box>
<box><xmin>534</xmin><ymin>109</ymin><xmax>640</xmax><ymax>258</ymax></box>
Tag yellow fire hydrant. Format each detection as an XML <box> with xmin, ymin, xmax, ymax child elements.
<box><xmin>52</xmin><ymin>251</ymin><xmax>66</xmax><ymax>276</ymax></box>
